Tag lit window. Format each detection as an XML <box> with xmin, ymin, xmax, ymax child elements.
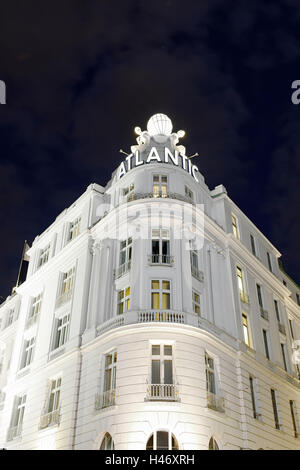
<box><xmin>231</xmin><ymin>214</ymin><xmax>239</xmax><ymax>239</ymax></box>
<box><xmin>153</xmin><ymin>175</ymin><xmax>168</xmax><ymax>198</ymax></box>
<box><xmin>192</xmin><ymin>291</ymin><xmax>201</xmax><ymax>315</ymax></box>
<box><xmin>242</xmin><ymin>314</ymin><xmax>251</xmax><ymax>347</ymax></box>
<box><xmin>48</xmin><ymin>378</ymin><xmax>61</xmax><ymax>414</ymax></box>
<box><xmin>100</xmin><ymin>432</ymin><xmax>115</xmax><ymax>450</ymax></box>
<box><xmin>151</xmin><ymin>344</ymin><xmax>173</xmax><ymax>386</ymax></box>
<box><xmin>237</xmin><ymin>266</ymin><xmax>249</xmax><ymax>303</ymax></box>
<box><xmin>151</xmin><ymin>280</ymin><xmax>170</xmax><ymax>310</ymax></box>
<box><xmin>57</xmin><ymin>267</ymin><xmax>75</xmax><ymax>306</ymax></box>
<box><xmin>27</xmin><ymin>294</ymin><xmax>42</xmax><ymax>326</ymax></box>
<box><xmin>40</xmin><ymin>377</ymin><xmax>61</xmax><ymax>429</ymax></box>
<box><xmin>68</xmin><ymin>217</ymin><xmax>81</xmax><ymax>242</ymax></box>
<box><xmin>117</xmin><ymin>287</ymin><xmax>130</xmax><ymax>314</ymax></box>
<box><xmin>146</xmin><ymin>431</ymin><xmax>178</xmax><ymax>450</ymax></box>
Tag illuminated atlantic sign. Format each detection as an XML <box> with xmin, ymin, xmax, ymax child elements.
<box><xmin>117</xmin><ymin>146</ymin><xmax>199</xmax><ymax>182</ymax></box>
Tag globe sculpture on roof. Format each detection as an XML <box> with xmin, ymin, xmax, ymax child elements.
<box><xmin>131</xmin><ymin>113</ymin><xmax>186</xmax><ymax>153</ymax></box>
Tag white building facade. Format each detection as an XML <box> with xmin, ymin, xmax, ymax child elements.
<box><xmin>0</xmin><ymin>114</ymin><xmax>300</xmax><ymax>450</ymax></box>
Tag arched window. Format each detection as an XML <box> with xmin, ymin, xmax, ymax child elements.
<box><xmin>146</xmin><ymin>431</ymin><xmax>178</xmax><ymax>450</ymax></box>
<box><xmin>100</xmin><ymin>432</ymin><xmax>115</xmax><ymax>450</ymax></box>
<box><xmin>208</xmin><ymin>437</ymin><xmax>219</xmax><ymax>450</ymax></box>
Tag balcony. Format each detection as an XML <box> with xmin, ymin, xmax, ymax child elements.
<box><xmin>114</xmin><ymin>260</ymin><xmax>131</xmax><ymax>279</ymax></box>
<box><xmin>7</xmin><ymin>424</ymin><xmax>22</xmax><ymax>441</ymax></box>
<box><xmin>56</xmin><ymin>290</ymin><xmax>72</xmax><ymax>308</ymax></box>
<box><xmin>207</xmin><ymin>391</ymin><xmax>225</xmax><ymax>413</ymax></box>
<box><xmin>240</xmin><ymin>291</ymin><xmax>250</xmax><ymax>305</ymax></box>
<box><xmin>148</xmin><ymin>254</ymin><xmax>174</xmax><ymax>266</ymax></box>
<box><xmin>191</xmin><ymin>265</ymin><xmax>204</xmax><ymax>282</ymax></box>
<box><xmin>95</xmin><ymin>389</ymin><xmax>116</xmax><ymax>410</ymax></box>
<box><xmin>260</xmin><ymin>308</ymin><xmax>269</xmax><ymax>321</ymax></box>
<box><xmin>25</xmin><ymin>312</ymin><xmax>39</xmax><ymax>329</ymax></box>
<box><xmin>145</xmin><ymin>383</ymin><xmax>180</xmax><ymax>402</ymax></box>
<box><xmin>278</xmin><ymin>322</ymin><xmax>286</xmax><ymax>335</ymax></box>
<box><xmin>39</xmin><ymin>409</ymin><xmax>60</xmax><ymax>429</ymax></box>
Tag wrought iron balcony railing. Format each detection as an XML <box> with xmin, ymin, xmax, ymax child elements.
<box><xmin>39</xmin><ymin>408</ymin><xmax>60</xmax><ymax>429</ymax></box>
<box><xmin>146</xmin><ymin>383</ymin><xmax>180</xmax><ymax>402</ymax></box>
<box><xmin>148</xmin><ymin>254</ymin><xmax>173</xmax><ymax>265</ymax></box>
<box><xmin>207</xmin><ymin>391</ymin><xmax>225</xmax><ymax>413</ymax></box>
<box><xmin>191</xmin><ymin>265</ymin><xmax>204</xmax><ymax>282</ymax></box>
<box><xmin>7</xmin><ymin>424</ymin><xmax>22</xmax><ymax>441</ymax></box>
<box><xmin>95</xmin><ymin>389</ymin><xmax>116</xmax><ymax>410</ymax></box>
<box><xmin>114</xmin><ymin>261</ymin><xmax>131</xmax><ymax>279</ymax></box>
<box><xmin>278</xmin><ymin>322</ymin><xmax>286</xmax><ymax>335</ymax></box>
<box><xmin>56</xmin><ymin>290</ymin><xmax>72</xmax><ymax>308</ymax></box>
<box><xmin>260</xmin><ymin>308</ymin><xmax>269</xmax><ymax>321</ymax></box>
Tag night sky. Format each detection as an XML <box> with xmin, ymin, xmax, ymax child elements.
<box><xmin>0</xmin><ymin>0</ymin><xmax>300</xmax><ymax>300</ymax></box>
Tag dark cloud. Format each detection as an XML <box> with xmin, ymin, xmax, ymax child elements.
<box><xmin>0</xmin><ymin>0</ymin><xmax>300</xmax><ymax>297</ymax></box>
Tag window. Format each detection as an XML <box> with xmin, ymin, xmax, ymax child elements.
<box><xmin>283</xmin><ymin>279</ymin><xmax>287</xmax><ymax>287</ymax></box>
<box><xmin>256</xmin><ymin>284</ymin><xmax>263</xmax><ymax>309</ymax></box>
<box><xmin>8</xmin><ymin>394</ymin><xmax>26</xmax><ymax>440</ymax></box>
<box><xmin>262</xmin><ymin>329</ymin><xmax>270</xmax><ymax>360</ymax></box>
<box><xmin>192</xmin><ymin>291</ymin><xmax>201</xmax><ymax>315</ymax></box>
<box><xmin>237</xmin><ymin>266</ymin><xmax>248</xmax><ymax>303</ymax></box>
<box><xmin>68</xmin><ymin>216</ymin><xmax>81</xmax><ymax>242</ymax></box>
<box><xmin>117</xmin><ymin>287</ymin><xmax>130</xmax><ymax>314</ymax></box>
<box><xmin>274</xmin><ymin>300</ymin><xmax>281</xmax><ymax>322</ymax></box>
<box><xmin>151</xmin><ymin>229</ymin><xmax>170</xmax><ymax>264</ymax></box>
<box><xmin>27</xmin><ymin>294</ymin><xmax>42</xmax><ymax>327</ymax></box>
<box><xmin>151</xmin><ymin>344</ymin><xmax>173</xmax><ymax>386</ymax></box>
<box><xmin>6</xmin><ymin>309</ymin><xmax>14</xmax><ymax>328</ymax></box>
<box><xmin>119</xmin><ymin>237</ymin><xmax>132</xmax><ymax>267</ymax></box>
<box><xmin>146</xmin><ymin>431</ymin><xmax>178</xmax><ymax>450</ymax></box>
<box><xmin>57</xmin><ymin>267</ymin><xmax>75</xmax><ymax>306</ymax></box>
<box><xmin>53</xmin><ymin>314</ymin><xmax>70</xmax><ymax>350</ymax></box>
<box><xmin>296</xmin><ymin>294</ymin><xmax>300</xmax><ymax>307</ymax></box>
<box><xmin>190</xmin><ymin>240</ymin><xmax>202</xmax><ymax>281</ymax></box>
<box><xmin>281</xmin><ymin>343</ymin><xmax>287</xmax><ymax>371</ymax></box>
<box><xmin>38</xmin><ymin>244</ymin><xmax>50</xmax><ymax>268</ymax></box>
<box><xmin>20</xmin><ymin>337</ymin><xmax>35</xmax><ymax>369</ymax></box>
<box><xmin>250</xmin><ymin>234</ymin><xmax>257</xmax><ymax>256</ymax></box>
<box><xmin>267</xmin><ymin>252</ymin><xmax>273</xmax><ymax>272</ymax></box>
<box><xmin>40</xmin><ymin>377</ymin><xmax>61</xmax><ymax>429</ymax></box>
<box><xmin>231</xmin><ymin>214</ymin><xmax>239</xmax><ymax>239</ymax></box>
<box><xmin>249</xmin><ymin>376</ymin><xmax>260</xmax><ymax>419</ymax></box>
<box><xmin>123</xmin><ymin>183</ymin><xmax>134</xmax><ymax>202</ymax></box>
<box><xmin>242</xmin><ymin>314</ymin><xmax>251</xmax><ymax>347</ymax></box>
<box><xmin>102</xmin><ymin>352</ymin><xmax>117</xmax><ymax>407</ymax></box>
<box><xmin>48</xmin><ymin>378</ymin><xmax>61</xmax><ymax>414</ymax></box>
<box><xmin>185</xmin><ymin>185</ymin><xmax>193</xmax><ymax>201</ymax></box>
<box><xmin>100</xmin><ymin>432</ymin><xmax>115</xmax><ymax>450</ymax></box>
<box><xmin>205</xmin><ymin>353</ymin><xmax>216</xmax><ymax>395</ymax></box>
<box><xmin>208</xmin><ymin>437</ymin><xmax>219</xmax><ymax>450</ymax></box>
<box><xmin>153</xmin><ymin>175</ymin><xmax>168</xmax><ymax>198</ymax></box>
<box><xmin>290</xmin><ymin>400</ymin><xmax>299</xmax><ymax>438</ymax></box>
<box><xmin>205</xmin><ymin>352</ymin><xmax>224</xmax><ymax>411</ymax></box>
<box><xmin>151</xmin><ymin>280</ymin><xmax>170</xmax><ymax>310</ymax></box>
<box><xmin>289</xmin><ymin>319</ymin><xmax>294</xmax><ymax>340</ymax></box>
<box><xmin>271</xmin><ymin>389</ymin><xmax>281</xmax><ymax>430</ymax></box>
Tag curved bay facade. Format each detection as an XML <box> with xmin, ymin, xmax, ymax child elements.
<box><xmin>0</xmin><ymin>114</ymin><xmax>300</xmax><ymax>450</ymax></box>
